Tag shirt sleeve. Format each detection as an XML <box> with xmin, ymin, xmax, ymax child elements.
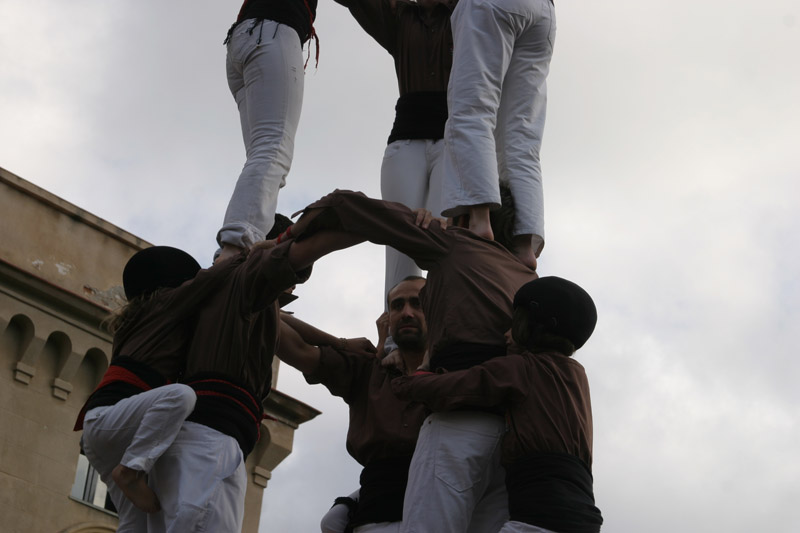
<box><xmin>151</xmin><ymin>254</ymin><xmax>242</xmax><ymax>319</ymax></box>
<box><xmin>332</xmin><ymin>0</ymin><xmax>398</xmax><ymax>54</ymax></box>
<box><xmin>301</xmin><ymin>190</ymin><xmax>451</xmax><ymax>270</ymax></box>
<box><xmin>237</xmin><ymin>241</ymin><xmax>313</xmax><ymax>313</ymax></box>
<box><xmin>304</xmin><ymin>346</ymin><xmax>371</xmax><ymax>404</ymax></box>
<box><xmin>391</xmin><ymin>354</ymin><xmax>531</xmax><ymax>411</ymax></box>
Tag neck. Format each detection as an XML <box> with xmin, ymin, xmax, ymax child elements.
<box><xmin>399</xmin><ymin>349</ymin><xmax>425</xmax><ymax>375</ymax></box>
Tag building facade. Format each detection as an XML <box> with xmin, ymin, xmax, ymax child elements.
<box><xmin>0</xmin><ymin>167</ymin><xmax>319</xmax><ymax>533</ymax></box>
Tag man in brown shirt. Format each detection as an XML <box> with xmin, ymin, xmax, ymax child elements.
<box><xmin>145</xmin><ymin>227</ymin><xmax>313</xmax><ymax>531</ymax></box>
<box><xmin>76</xmin><ymin>246</ymin><xmax>239</xmax><ymax>529</ymax></box>
<box><xmin>282</xmin><ymin>188</ymin><xmax>536</xmax><ymax>531</ymax></box>
<box><xmin>278</xmin><ymin>276</ymin><xmax>429</xmax><ymax>532</ymax></box>
<box><xmin>393</xmin><ymin>277</ymin><xmax>603</xmax><ymax>532</ymax></box>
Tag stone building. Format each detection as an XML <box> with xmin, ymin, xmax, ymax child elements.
<box><xmin>0</xmin><ymin>166</ymin><xmax>319</xmax><ymax>533</ymax></box>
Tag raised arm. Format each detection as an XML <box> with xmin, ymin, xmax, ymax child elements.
<box><xmin>236</xmin><ymin>241</ymin><xmax>313</xmax><ymax>313</ymax></box>
<box><xmin>288</xmin><ymin>190</ymin><xmax>451</xmax><ymax>271</ymax></box>
<box><xmin>288</xmin><ymin>229</ymin><xmax>366</xmax><ymax>272</ymax></box>
<box><xmin>391</xmin><ymin>354</ymin><xmax>530</xmax><ymax>411</ymax></box>
<box><xmin>331</xmin><ymin>0</ymin><xmax>399</xmax><ymax>54</ymax></box>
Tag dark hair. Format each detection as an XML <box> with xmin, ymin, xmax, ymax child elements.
<box><xmin>490</xmin><ymin>182</ymin><xmax>516</xmax><ymax>253</ymax></box>
<box><xmin>266</xmin><ymin>213</ymin><xmax>293</xmax><ymax>240</ymax></box>
<box><xmin>511</xmin><ymin>306</ymin><xmax>576</xmax><ymax>356</ymax></box>
<box><xmin>387</xmin><ymin>275</ymin><xmax>426</xmax><ymax>307</ymax></box>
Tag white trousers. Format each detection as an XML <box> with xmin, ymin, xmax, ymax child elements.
<box><xmin>320</xmin><ymin>488</ymin><xmax>359</xmax><ymax>533</ymax></box>
<box><xmin>380</xmin><ymin>139</ymin><xmax>444</xmax><ymax>305</ymax></box>
<box><xmin>219</xmin><ymin>19</ymin><xmax>305</xmax><ymax>249</ymax></box>
<box><xmin>147</xmin><ymin>421</ymin><xmax>247</xmax><ymax>533</ymax></box>
<box><xmin>499</xmin><ymin>522</ymin><xmax>556</xmax><ymax>533</ymax></box>
<box><xmin>356</xmin><ymin>522</ymin><xmax>402</xmax><ymax>533</ymax></box>
<box><xmin>442</xmin><ymin>0</ymin><xmax>556</xmax><ymax>243</ymax></box>
<box><xmin>81</xmin><ymin>384</ymin><xmax>197</xmax><ymax>533</ymax></box>
<box><xmin>320</xmin><ymin>488</ymin><xmax>401</xmax><ymax>533</ymax></box>
<box><xmin>400</xmin><ymin>412</ymin><xmax>509</xmax><ymax>533</ymax></box>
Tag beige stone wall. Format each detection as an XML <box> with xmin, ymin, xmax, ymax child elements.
<box><xmin>0</xmin><ymin>167</ymin><xmax>147</xmax><ymax>311</ymax></box>
<box><xmin>0</xmin><ymin>273</ymin><xmax>117</xmax><ymax>533</ymax></box>
<box><xmin>0</xmin><ymin>167</ymin><xmax>319</xmax><ymax>533</ymax></box>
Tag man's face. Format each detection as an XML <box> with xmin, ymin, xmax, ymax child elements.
<box><xmin>388</xmin><ymin>279</ymin><xmax>427</xmax><ymax>351</ymax></box>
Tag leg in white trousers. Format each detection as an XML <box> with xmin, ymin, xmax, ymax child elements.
<box><xmin>321</xmin><ymin>488</ymin><xmax>360</xmax><ymax>533</ymax></box>
<box><xmin>218</xmin><ymin>19</ymin><xmax>305</xmax><ymax>250</ymax></box>
<box><xmin>147</xmin><ymin>421</ymin><xmax>247</xmax><ymax>533</ymax></box>
<box><xmin>380</xmin><ymin>139</ymin><xmax>444</xmax><ymax>306</ymax></box>
<box><xmin>356</xmin><ymin>522</ymin><xmax>402</xmax><ymax>533</ymax></box>
<box><xmin>441</xmin><ymin>0</ymin><xmax>556</xmax><ymax>244</ymax></box>
<box><xmin>80</xmin><ymin>384</ymin><xmax>197</xmax><ymax>533</ymax></box>
<box><xmin>320</xmin><ymin>489</ymin><xmax>402</xmax><ymax>533</ymax></box>
<box><xmin>400</xmin><ymin>412</ymin><xmax>508</xmax><ymax>533</ymax></box>
<box><xmin>499</xmin><ymin>522</ymin><xmax>557</xmax><ymax>533</ymax></box>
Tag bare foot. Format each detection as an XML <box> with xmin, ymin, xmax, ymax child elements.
<box><xmin>513</xmin><ymin>234</ymin><xmax>537</xmax><ymax>270</ymax></box>
<box><xmin>468</xmin><ymin>205</ymin><xmax>493</xmax><ymax>240</ymax></box>
<box><xmin>111</xmin><ymin>464</ymin><xmax>161</xmax><ymax>513</ymax></box>
<box><xmin>215</xmin><ymin>243</ymin><xmax>243</xmax><ymax>265</ymax></box>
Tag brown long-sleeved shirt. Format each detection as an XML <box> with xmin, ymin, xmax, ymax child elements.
<box><xmin>392</xmin><ymin>349</ymin><xmax>594</xmax><ymax>468</ymax></box>
<box><xmin>110</xmin><ymin>258</ymin><xmax>241</xmax><ymax>381</ymax></box>
<box><xmin>301</xmin><ymin>190</ymin><xmax>537</xmax><ymax>361</ymax></box>
<box><xmin>305</xmin><ymin>346</ymin><xmax>428</xmax><ymax>466</ymax></box>
<box><xmin>78</xmin><ymin>258</ymin><xmax>241</xmax><ymax>422</ymax></box>
<box><xmin>184</xmin><ymin>242</ymin><xmax>311</xmax><ymax>402</ymax></box>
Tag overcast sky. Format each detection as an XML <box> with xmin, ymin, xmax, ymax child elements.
<box><xmin>2</xmin><ymin>1</ymin><xmax>799</xmax><ymax>531</ymax></box>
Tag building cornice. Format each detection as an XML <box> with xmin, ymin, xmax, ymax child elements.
<box><xmin>0</xmin><ymin>166</ymin><xmax>149</xmax><ymax>251</ymax></box>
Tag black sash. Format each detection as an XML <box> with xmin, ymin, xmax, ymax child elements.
<box><xmin>506</xmin><ymin>452</ymin><xmax>603</xmax><ymax>533</ymax></box>
<box><xmin>430</xmin><ymin>342</ymin><xmax>506</xmax><ymax>372</ymax></box>
<box><xmin>387</xmin><ymin>91</ymin><xmax>448</xmax><ymax>144</ymax></box>
<box><xmin>81</xmin><ymin>356</ymin><xmax>167</xmax><ymax>415</ymax></box>
<box><xmin>351</xmin><ymin>455</ymin><xmax>412</xmax><ymax>527</ymax></box>
<box><xmin>184</xmin><ymin>372</ymin><xmax>263</xmax><ymax>458</ymax></box>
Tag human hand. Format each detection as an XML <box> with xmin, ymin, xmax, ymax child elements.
<box><xmin>251</xmin><ymin>239</ymin><xmax>278</xmax><ymax>252</ymax></box>
<box><xmin>288</xmin><ymin>207</ymin><xmax>324</xmax><ymax>238</ymax></box>
<box><xmin>375</xmin><ymin>312</ymin><xmax>389</xmax><ymax>357</ymax></box>
<box><xmin>337</xmin><ymin>337</ymin><xmax>377</xmax><ymax>358</ymax></box>
<box><xmin>214</xmin><ymin>243</ymin><xmax>244</xmax><ymax>265</ymax></box>
<box><xmin>417</xmin><ymin>350</ymin><xmax>431</xmax><ymax>372</ymax></box>
<box><xmin>412</xmin><ymin>208</ymin><xmax>447</xmax><ymax>230</ymax></box>
<box><xmin>381</xmin><ymin>349</ymin><xmax>405</xmax><ymax>371</ymax></box>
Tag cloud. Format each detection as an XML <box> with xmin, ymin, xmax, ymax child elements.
<box><xmin>2</xmin><ymin>1</ymin><xmax>800</xmax><ymax>532</ymax></box>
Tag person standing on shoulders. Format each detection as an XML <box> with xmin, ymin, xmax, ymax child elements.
<box><xmin>217</xmin><ymin>0</ymin><xmax>319</xmax><ymax>262</ymax></box>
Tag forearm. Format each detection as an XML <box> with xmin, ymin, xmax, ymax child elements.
<box><xmin>332</xmin><ymin>0</ymin><xmax>397</xmax><ymax>52</ymax></box>
<box><xmin>276</xmin><ymin>320</ymin><xmax>322</xmax><ymax>375</ymax></box>
<box><xmin>287</xmin><ymin>230</ymin><xmax>365</xmax><ymax>271</ymax></box>
<box><xmin>293</xmin><ymin>191</ymin><xmax>448</xmax><ymax>269</ymax></box>
<box><xmin>392</xmin><ymin>359</ymin><xmax>525</xmax><ymax>411</ymax></box>
<box><xmin>281</xmin><ymin>313</ymin><xmax>341</xmax><ymax>348</ymax></box>
<box><xmin>240</xmin><ymin>242</ymin><xmax>313</xmax><ymax>312</ymax></box>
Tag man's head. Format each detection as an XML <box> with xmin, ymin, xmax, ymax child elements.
<box><xmin>123</xmin><ymin>246</ymin><xmax>200</xmax><ymax>301</ymax></box>
<box><xmin>490</xmin><ymin>181</ymin><xmax>516</xmax><ymax>253</ymax></box>
<box><xmin>511</xmin><ymin>276</ymin><xmax>597</xmax><ymax>356</ymax></box>
<box><xmin>387</xmin><ymin>276</ymin><xmax>427</xmax><ymax>352</ymax></box>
